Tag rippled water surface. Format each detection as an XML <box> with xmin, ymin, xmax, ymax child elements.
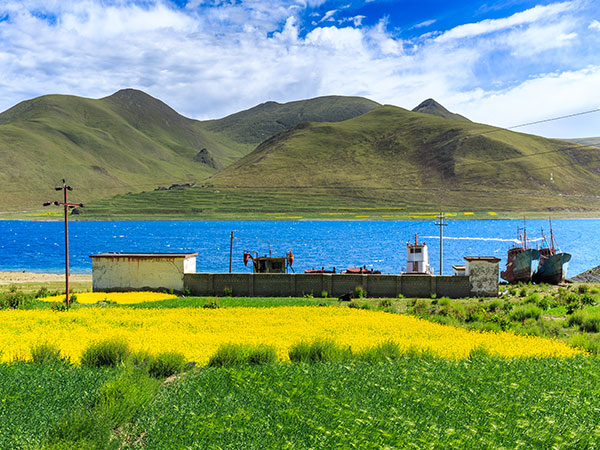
<box><xmin>0</xmin><ymin>219</ymin><xmax>596</xmax><ymax>277</ymax></box>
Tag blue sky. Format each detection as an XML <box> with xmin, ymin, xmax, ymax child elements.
<box><xmin>0</xmin><ymin>0</ymin><xmax>598</xmax><ymax>137</ymax></box>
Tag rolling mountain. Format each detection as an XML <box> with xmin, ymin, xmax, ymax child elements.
<box><xmin>202</xmin><ymin>104</ymin><xmax>600</xmax><ymax>213</ymax></box>
<box><xmin>0</xmin><ymin>89</ymin><xmax>379</xmax><ymax>210</ymax></box>
<box><xmin>412</xmin><ymin>98</ymin><xmax>471</xmax><ymax>122</ymax></box>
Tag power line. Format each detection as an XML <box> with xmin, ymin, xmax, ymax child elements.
<box><xmin>507</xmin><ymin>108</ymin><xmax>600</xmax><ymax>130</ymax></box>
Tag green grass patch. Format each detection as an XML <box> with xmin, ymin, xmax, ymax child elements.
<box><xmin>207</xmin><ymin>343</ymin><xmax>278</xmax><ymax>367</ymax></box>
<box><xmin>127</xmin><ymin>296</ymin><xmax>337</xmax><ymax>309</ymax></box>
<box><xmin>288</xmin><ymin>339</ymin><xmax>353</xmax><ymax>363</ymax></box>
<box><xmin>129</xmin><ymin>357</ymin><xmax>600</xmax><ymax>449</ymax></box>
<box><xmin>0</xmin><ymin>363</ymin><xmax>113</xmax><ymax>449</ymax></box>
<box><xmin>80</xmin><ymin>338</ymin><xmax>130</xmax><ymax>368</ymax></box>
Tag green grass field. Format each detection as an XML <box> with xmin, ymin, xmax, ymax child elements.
<box><xmin>3</xmin><ymin>357</ymin><xmax>600</xmax><ymax>449</ymax></box>
<box><xmin>4</xmin><ymin>282</ymin><xmax>600</xmax><ymax>448</ymax></box>
<box><xmin>129</xmin><ymin>358</ymin><xmax>600</xmax><ymax>449</ymax></box>
<box><xmin>71</xmin><ymin>185</ymin><xmax>600</xmax><ymax>220</ymax></box>
<box><xmin>0</xmin><ymin>363</ymin><xmax>114</xmax><ymax>449</ymax></box>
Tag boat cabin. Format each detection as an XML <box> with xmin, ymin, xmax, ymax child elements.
<box><xmin>243</xmin><ymin>250</ymin><xmax>294</xmax><ymax>274</ymax></box>
<box><xmin>405</xmin><ymin>234</ymin><xmax>432</xmax><ymax>274</ymax></box>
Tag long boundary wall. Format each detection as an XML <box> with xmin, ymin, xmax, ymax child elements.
<box><xmin>183</xmin><ymin>273</ymin><xmax>478</xmax><ymax>298</ymax></box>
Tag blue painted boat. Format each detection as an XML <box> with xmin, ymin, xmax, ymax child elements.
<box><xmin>501</xmin><ymin>221</ymin><xmax>540</xmax><ymax>283</ymax></box>
<box><xmin>534</xmin><ymin>251</ymin><xmax>571</xmax><ymax>284</ymax></box>
<box><xmin>532</xmin><ymin>219</ymin><xmax>570</xmax><ymax>284</ymax></box>
<box><xmin>501</xmin><ymin>248</ymin><xmax>540</xmax><ymax>283</ymax></box>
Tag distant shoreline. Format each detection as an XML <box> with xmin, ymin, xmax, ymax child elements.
<box><xmin>0</xmin><ymin>271</ymin><xmax>92</xmax><ymax>285</ymax></box>
<box><xmin>2</xmin><ymin>213</ymin><xmax>600</xmax><ymax>221</ymax></box>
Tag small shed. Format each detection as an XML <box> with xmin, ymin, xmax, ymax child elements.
<box><xmin>464</xmin><ymin>256</ymin><xmax>501</xmax><ymax>297</ymax></box>
<box><xmin>90</xmin><ymin>253</ymin><xmax>197</xmax><ymax>293</ymax></box>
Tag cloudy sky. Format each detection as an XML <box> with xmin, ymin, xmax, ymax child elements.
<box><xmin>0</xmin><ymin>0</ymin><xmax>599</xmax><ymax>137</ymax></box>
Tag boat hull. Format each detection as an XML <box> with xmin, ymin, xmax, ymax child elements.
<box><xmin>534</xmin><ymin>253</ymin><xmax>571</xmax><ymax>284</ymax></box>
<box><xmin>501</xmin><ymin>249</ymin><xmax>540</xmax><ymax>283</ymax></box>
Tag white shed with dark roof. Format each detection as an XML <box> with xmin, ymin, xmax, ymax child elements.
<box><xmin>90</xmin><ymin>253</ymin><xmax>197</xmax><ymax>293</ymax></box>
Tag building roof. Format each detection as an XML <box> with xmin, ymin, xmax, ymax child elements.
<box><xmin>463</xmin><ymin>256</ymin><xmax>501</xmax><ymax>262</ymax></box>
<box><xmin>90</xmin><ymin>252</ymin><xmax>198</xmax><ymax>259</ymax></box>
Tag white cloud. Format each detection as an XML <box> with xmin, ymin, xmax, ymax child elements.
<box><xmin>319</xmin><ymin>9</ymin><xmax>337</xmax><ymax>23</ymax></box>
<box><xmin>413</xmin><ymin>19</ymin><xmax>436</xmax><ymax>29</ymax></box>
<box><xmin>435</xmin><ymin>1</ymin><xmax>572</xmax><ymax>42</ymax></box>
<box><xmin>0</xmin><ymin>0</ymin><xmax>598</xmax><ymax>139</ymax></box>
<box><xmin>452</xmin><ymin>66</ymin><xmax>600</xmax><ymax>138</ymax></box>
<box><xmin>590</xmin><ymin>20</ymin><xmax>600</xmax><ymax>31</ymax></box>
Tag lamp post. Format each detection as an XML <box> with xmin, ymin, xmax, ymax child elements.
<box><xmin>43</xmin><ymin>179</ymin><xmax>84</xmax><ymax>309</ymax></box>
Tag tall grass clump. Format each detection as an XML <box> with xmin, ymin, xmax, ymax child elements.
<box><xmin>357</xmin><ymin>341</ymin><xmax>401</xmax><ymax>362</ymax></box>
<box><xmin>354</xmin><ymin>285</ymin><xmax>367</xmax><ymax>299</ymax></box>
<box><xmin>207</xmin><ymin>343</ymin><xmax>278</xmax><ymax>367</ymax></box>
<box><xmin>288</xmin><ymin>339</ymin><xmax>352</xmax><ymax>363</ymax></box>
<box><xmin>0</xmin><ymin>288</ymin><xmax>35</xmax><ymax>309</ymax></box>
<box><xmin>148</xmin><ymin>352</ymin><xmax>187</xmax><ymax>378</ymax></box>
<box><xmin>30</xmin><ymin>343</ymin><xmax>66</xmax><ymax>365</ymax></box>
<box><xmin>510</xmin><ymin>304</ymin><xmax>542</xmax><ymax>322</ymax></box>
<box><xmin>569</xmin><ymin>334</ymin><xmax>600</xmax><ymax>355</ymax></box>
<box><xmin>80</xmin><ymin>339</ymin><xmax>130</xmax><ymax>368</ymax></box>
<box><xmin>568</xmin><ymin>310</ymin><xmax>600</xmax><ymax>333</ymax></box>
<box><xmin>46</xmin><ymin>369</ymin><xmax>160</xmax><ymax>449</ymax></box>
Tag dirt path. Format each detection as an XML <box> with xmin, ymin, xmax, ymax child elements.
<box><xmin>0</xmin><ymin>271</ymin><xmax>91</xmax><ymax>285</ymax></box>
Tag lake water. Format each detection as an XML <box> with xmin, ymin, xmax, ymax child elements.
<box><xmin>0</xmin><ymin>220</ymin><xmax>597</xmax><ymax>277</ymax></box>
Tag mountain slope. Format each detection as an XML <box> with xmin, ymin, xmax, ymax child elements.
<box><xmin>412</xmin><ymin>99</ymin><xmax>470</xmax><ymax>122</ymax></box>
<box><xmin>198</xmin><ymin>95</ymin><xmax>380</xmax><ymax>158</ymax></box>
<box><xmin>0</xmin><ymin>90</ymin><xmax>379</xmax><ymax>210</ymax></box>
<box><xmin>0</xmin><ymin>90</ymin><xmax>224</xmax><ymax>209</ymax></box>
<box><xmin>204</xmin><ymin>105</ymin><xmax>600</xmax><ymax>211</ymax></box>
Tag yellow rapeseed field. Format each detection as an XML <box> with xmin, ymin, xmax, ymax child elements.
<box><xmin>39</xmin><ymin>292</ymin><xmax>177</xmax><ymax>305</ymax></box>
<box><xmin>0</xmin><ymin>307</ymin><xmax>582</xmax><ymax>363</ymax></box>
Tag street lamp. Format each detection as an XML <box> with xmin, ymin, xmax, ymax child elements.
<box><xmin>43</xmin><ymin>179</ymin><xmax>84</xmax><ymax>309</ymax></box>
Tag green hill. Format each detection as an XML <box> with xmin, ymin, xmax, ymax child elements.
<box><xmin>0</xmin><ymin>90</ymin><xmax>221</xmax><ymax>209</ymax></box>
<box><xmin>0</xmin><ymin>90</ymin><xmax>378</xmax><ymax>211</ymax></box>
<box><xmin>412</xmin><ymin>98</ymin><xmax>471</xmax><ymax>122</ymax></box>
<box><xmin>205</xmin><ymin>105</ymin><xmax>600</xmax><ymax>211</ymax></box>
<box><xmin>82</xmin><ymin>104</ymin><xmax>600</xmax><ymax>219</ymax></box>
<box><xmin>200</xmin><ymin>95</ymin><xmax>380</xmax><ymax>149</ymax></box>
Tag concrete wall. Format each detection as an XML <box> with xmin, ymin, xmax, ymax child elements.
<box><xmin>92</xmin><ymin>256</ymin><xmax>195</xmax><ymax>292</ymax></box>
<box><xmin>183</xmin><ymin>273</ymin><xmax>476</xmax><ymax>298</ymax></box>
<box><xmin>466</xmin><ymin>259</ymin><xmax>500</xmax><ymax>297</ymax></box>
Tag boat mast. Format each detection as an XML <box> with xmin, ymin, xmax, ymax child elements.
<box><xmin>549</xmin><ymin>217</ymin><xmax>556</xmax><ymax>255</ymax></box>
<box><xmin>523</xmin><ymin>218</ymin><xmax>527</xmax><ymax>249</ymax></box>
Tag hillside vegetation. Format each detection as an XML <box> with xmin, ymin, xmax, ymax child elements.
<box><xmin>0</xmin><ymin>90</ymin><xmax>379</xmax><ymax>210</ymax></box>
<box><xmin>199</xmin><ymin>105</ymin><xmax>600</xmax><ymax>213</ymax></box>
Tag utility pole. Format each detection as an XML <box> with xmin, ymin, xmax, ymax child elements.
<box><xmin>435</xmin><ymin>212</ymin><xmax>448</xmax><ymax>275</ymax></box>
<box><xmin>44</xmin><ymin>180</ymin><xmax>84</xmax><ymax>309</ymax></box>
<box><xmin>229</xmin><ymin>231</ymin><xmax>234</xmax><ymax>273</ymax></box>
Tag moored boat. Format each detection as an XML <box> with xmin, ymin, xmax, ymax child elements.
<box><xmin>501</xmin><ymin>248</ymin><xmax>540</xmax><ymax>283</ymax></box>
<box><xmin>532</xmin><ymin>220</ymin><xmax>571</xmax><ymax>284</ymax></box>
<box><xmin>501</xmin><ymin>222</ymin><xmax>540</xmax><ymax>283</ymax></box>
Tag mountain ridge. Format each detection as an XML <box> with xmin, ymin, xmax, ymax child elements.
<box><xmin>0</xmin><ymin>89</ymin><xmax>379</xmax><ymax>209</ymax></box>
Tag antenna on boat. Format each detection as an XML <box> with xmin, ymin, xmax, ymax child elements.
<box><xmin>522</xmin><ymin>217</ymin><xmax>527</xmax><ymax>249</ymax></box>
<box><xmin>549</xmin><ymin>217</ymin><xmax>557</xmax><ymax>254</ymax></box>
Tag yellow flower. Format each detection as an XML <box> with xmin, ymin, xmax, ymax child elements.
<box><xmin>0</xmin><ymin>307</ymin><xmax>582</xmax><ymax>364</ymax></box>
<box><xmin>38</xmin><ymin>292</ymin><xmax>177</xmax><ymax>305</ymax></box>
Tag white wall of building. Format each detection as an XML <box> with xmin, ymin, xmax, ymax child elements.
<box><xmin>92</xmin><ymin>254</ymin><xmax>197</xmax><ymax>292</ymax></box>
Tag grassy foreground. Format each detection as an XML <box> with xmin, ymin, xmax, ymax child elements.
<box><xmin>3</xmin><ymin>283</ymin><xmax>600</xmax><ymax>448</ymax></box>
<box><xmin>2</xmin><ymin>357</ymin><xmax>600</xmax><ymax>449</ymax></box>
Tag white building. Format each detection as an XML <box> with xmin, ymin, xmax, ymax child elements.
<box><xmin>405</xmin><ymin>234</ymin><xmax>432</xmax><ymax>274</ymax></box>
<box><xmin>90</xmin><ymin>253</ymin><xmax>197</xmax><ymax>292</ymax></box>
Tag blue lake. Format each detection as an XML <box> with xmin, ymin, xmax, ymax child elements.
<box><xmin>0</xmin><ymin>220</ymin><xmax>597</xmax><ymax>277</ymax></box>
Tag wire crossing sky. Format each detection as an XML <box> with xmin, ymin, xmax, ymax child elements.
<box><xmin>0</xmin><ymin>0</ymin><xmax>599</xmax><ymax>138</ymax></box>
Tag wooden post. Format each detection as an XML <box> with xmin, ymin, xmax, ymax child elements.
<box><xmin>229</xmin><ymin>232</ymin><xmax>234</xmax><ymax>273</ymax></box>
